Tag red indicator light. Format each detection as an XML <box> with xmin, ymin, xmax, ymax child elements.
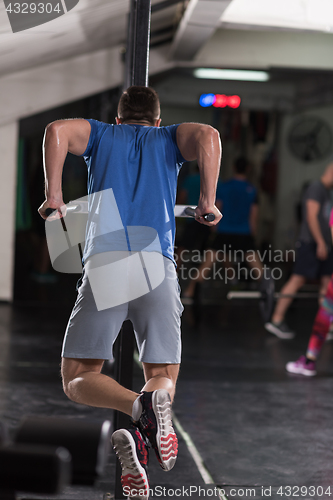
<box><xmin>228</xmin><ymin>95</ymin><xmax>241</xmax><ymax>108</ymax></box>
<box><xmin>213</xmin><ymin>94</ymin><xmax>228</xmax><ymax>108</ymax></box>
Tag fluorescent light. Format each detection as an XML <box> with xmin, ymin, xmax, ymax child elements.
<box><xmin>221</xmin><ymin>0</ymin><xmax>333</xmax><ymax>32</ymax></box>
<box><xmin>194</xmin><ymin>68</ymin><xmax>269</xmax><ymax>82</ymax></box>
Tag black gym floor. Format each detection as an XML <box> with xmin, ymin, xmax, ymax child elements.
<box><xmin>1</xmin><ymin>277</ymin><xmax>333</xmax><ymax>500</ymax></box>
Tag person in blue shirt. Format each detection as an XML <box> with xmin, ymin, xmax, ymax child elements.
<box><xmin>183</xmin><ymin>157</ymin><xmax>263</xmax><ymax>300</ymax></box>
<box><xmin>38</xmin><ymin>86</ymin><xmax>222</xmax><ymax>500</ymax></box>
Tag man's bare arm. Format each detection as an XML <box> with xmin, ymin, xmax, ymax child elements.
<box><xmin>306</xmin><ymin>199</ymin><xmax>328</xmax><ymax>260</ymax></box>
<box><xmin>39</xmin><ymin>119</ymin><xmax>91</xmax><ymax>219</ymax></box>
<box><xmin>176</xmin><ymin>123</ymin><xmax>222</xmax><ymax>225</ymax></box>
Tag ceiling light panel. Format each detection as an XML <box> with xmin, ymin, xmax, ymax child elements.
<box><xmin>221</xmin><ymin>0</ymin><xmax>333</xmax><ymax>32</ymax></box>
<box><xmin>194</xmin><ymin>68</ymin><xmax>270</xmax><ymax>81</ymax></box>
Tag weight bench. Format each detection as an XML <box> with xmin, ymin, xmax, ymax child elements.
<box><xmin>0</xmin><ymin>416</ymin><xmax>112</xmax><ymax>499</ymax></box>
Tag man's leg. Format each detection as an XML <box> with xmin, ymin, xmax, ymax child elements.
<box><xmin>125</xmin><ymin>362</ymin><xmax>179</xmax><ymax>474</ymax></box>
<box><xmin>271</xmin><ymin>274</ymin><xmax>306</xmax><ymax>323</ymax></box>
<box><xmin>61</xmin><ymin>357</ymin><xmax>140</xmax><ymax>415</ymax></box>
<box><xmin>61</xmin><ymin>358</ymin><xmax>180</xmax><ymax>410</ymax></box>
<box><xmin>141</xmin><ymin>362</ymin><xmax>179</xmax><ymax>401</ymax></box>
<box><xmin>111</xmin><ymin>256</ymin><xmax>181</xmax><ymax>497</ymax></box>
<box><xmin>110</xmin><ymin>362</ymin><xmax>179</xmax><ymax>500</ymax></box>
<box><xmin>62</xmin><ymin>358</ymin><xmax>179</xmax><ymax>498</ymax></box>
<box><xmin>264</xmin><ymin>274</ymin><xmax>306</xmax><ymax>338</ymax></box>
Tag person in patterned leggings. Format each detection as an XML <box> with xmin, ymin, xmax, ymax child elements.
<box><xmin>286</xmin><ymin>208</ymin><xmax>333</xmax><ymax>376</ymax></box>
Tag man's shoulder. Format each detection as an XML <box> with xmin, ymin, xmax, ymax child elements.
<box><xmin>159</xmin><ymin>123</ymin><xmax>181</xmax><ymax>134</ymax></box>
<box><xmin>87</xmin><ymin>119</ymin><xmax>113</xmax><ymax>137</ymax></box>
<box><xmin>87</xmin><ymin>118</ymin><xmax>112</xmax><ymax>127</ymax></box>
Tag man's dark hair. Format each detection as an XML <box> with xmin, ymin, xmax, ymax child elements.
<box><xmin>234</xmin><ymin>157</ymin><xmax>249</xmax><ymax>175</ymax></box>
<box><xmin>117</xmin><ymin>86</ymin><xmax>160</xmax><ymax>125</ymax></box>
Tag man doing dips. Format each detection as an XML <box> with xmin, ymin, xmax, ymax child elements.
<box><xmin>39</xmin><ymin>86</ymin><xmax>222</xmax><ymax>499</ymax></box>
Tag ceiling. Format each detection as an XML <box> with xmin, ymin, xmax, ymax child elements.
<box><xmin>1</xmin><ymin>0</ymin><xmax>333</xmax><ymax>117</ymax></box>
<box><xmin>0</xmin><ymin>0</ymin><xmax>185</xmax><ymax>77</ymax></box>
<box><xmin>1</xmin><ymin>0</ymin><xmax>333</xmax><ymax>77</ymax></box>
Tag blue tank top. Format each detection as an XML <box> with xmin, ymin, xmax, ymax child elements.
<box><xmin>81</xmin><ymin>119</ymin><xmax>185</xmax><ymax>263</ymax></box>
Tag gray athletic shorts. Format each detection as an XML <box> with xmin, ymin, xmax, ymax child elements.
<box><xmin>61</xmin><ymin>255</ymin><xmax>183</xmax><ymax>364</ymax></box>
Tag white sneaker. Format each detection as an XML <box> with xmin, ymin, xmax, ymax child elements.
<box><xmin>265</xmin><ymin>321</ymin><xmax>295</xmax><ymax>339</ymax></box>
<box><xmin>286</xmin><ymin>356</ymin><xmax>316</xmax><ymax>376</ymax></box>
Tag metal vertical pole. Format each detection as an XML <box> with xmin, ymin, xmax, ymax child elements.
<box><xmin>114</xmin><ymin>1</ymin><xmax>152</xmax><ymax>498</ymax></box>
<box><xmin>125</xmin><ymin>0</ymin><xmax>151</xmax><ymax>88</ymax></box>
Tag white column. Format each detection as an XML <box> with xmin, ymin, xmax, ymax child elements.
<box><xmin>0</xmin><ymin>121</ymin><xmax>19</xmax><ymax>301</ymax></box>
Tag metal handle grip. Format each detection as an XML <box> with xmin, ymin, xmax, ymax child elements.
<box><xmin>45</xmin><ymin>204</ymin><xmax>216</xmax><ymax>221</ymax></box>
<box><xmin>45</xmin><ymin>208</ymin><xmax>56</xmax><ymax>217</ymax></box>
<box><xmin>45</xmin><ymin>203</ymin><xmax>87</xmax><ymax>217</ymax></box>
<box><xmin>184</xmin><ymin>207</ymin><xmax>215</xmax><ymax>222</ymax></box>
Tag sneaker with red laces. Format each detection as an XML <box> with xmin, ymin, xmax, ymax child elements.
<box><xmin>286</xmin><ymin>356</ymin><xmax>317</xmax><ymax>376</ymax></box>
<box><xmin>111</xmin><ymin>427</ymin><xmax>149</xmax><ymax>500</ymax></box>
<box><xmin>135</xmin><ymin>389</ymin><xmax>178</xmax><ymax>471</ymax></box>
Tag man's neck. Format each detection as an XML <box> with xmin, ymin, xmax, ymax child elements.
<box><xmin>122</xmin><ymin>120</ymin><xmax>152</xmax><ymax>126</ymax></box>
